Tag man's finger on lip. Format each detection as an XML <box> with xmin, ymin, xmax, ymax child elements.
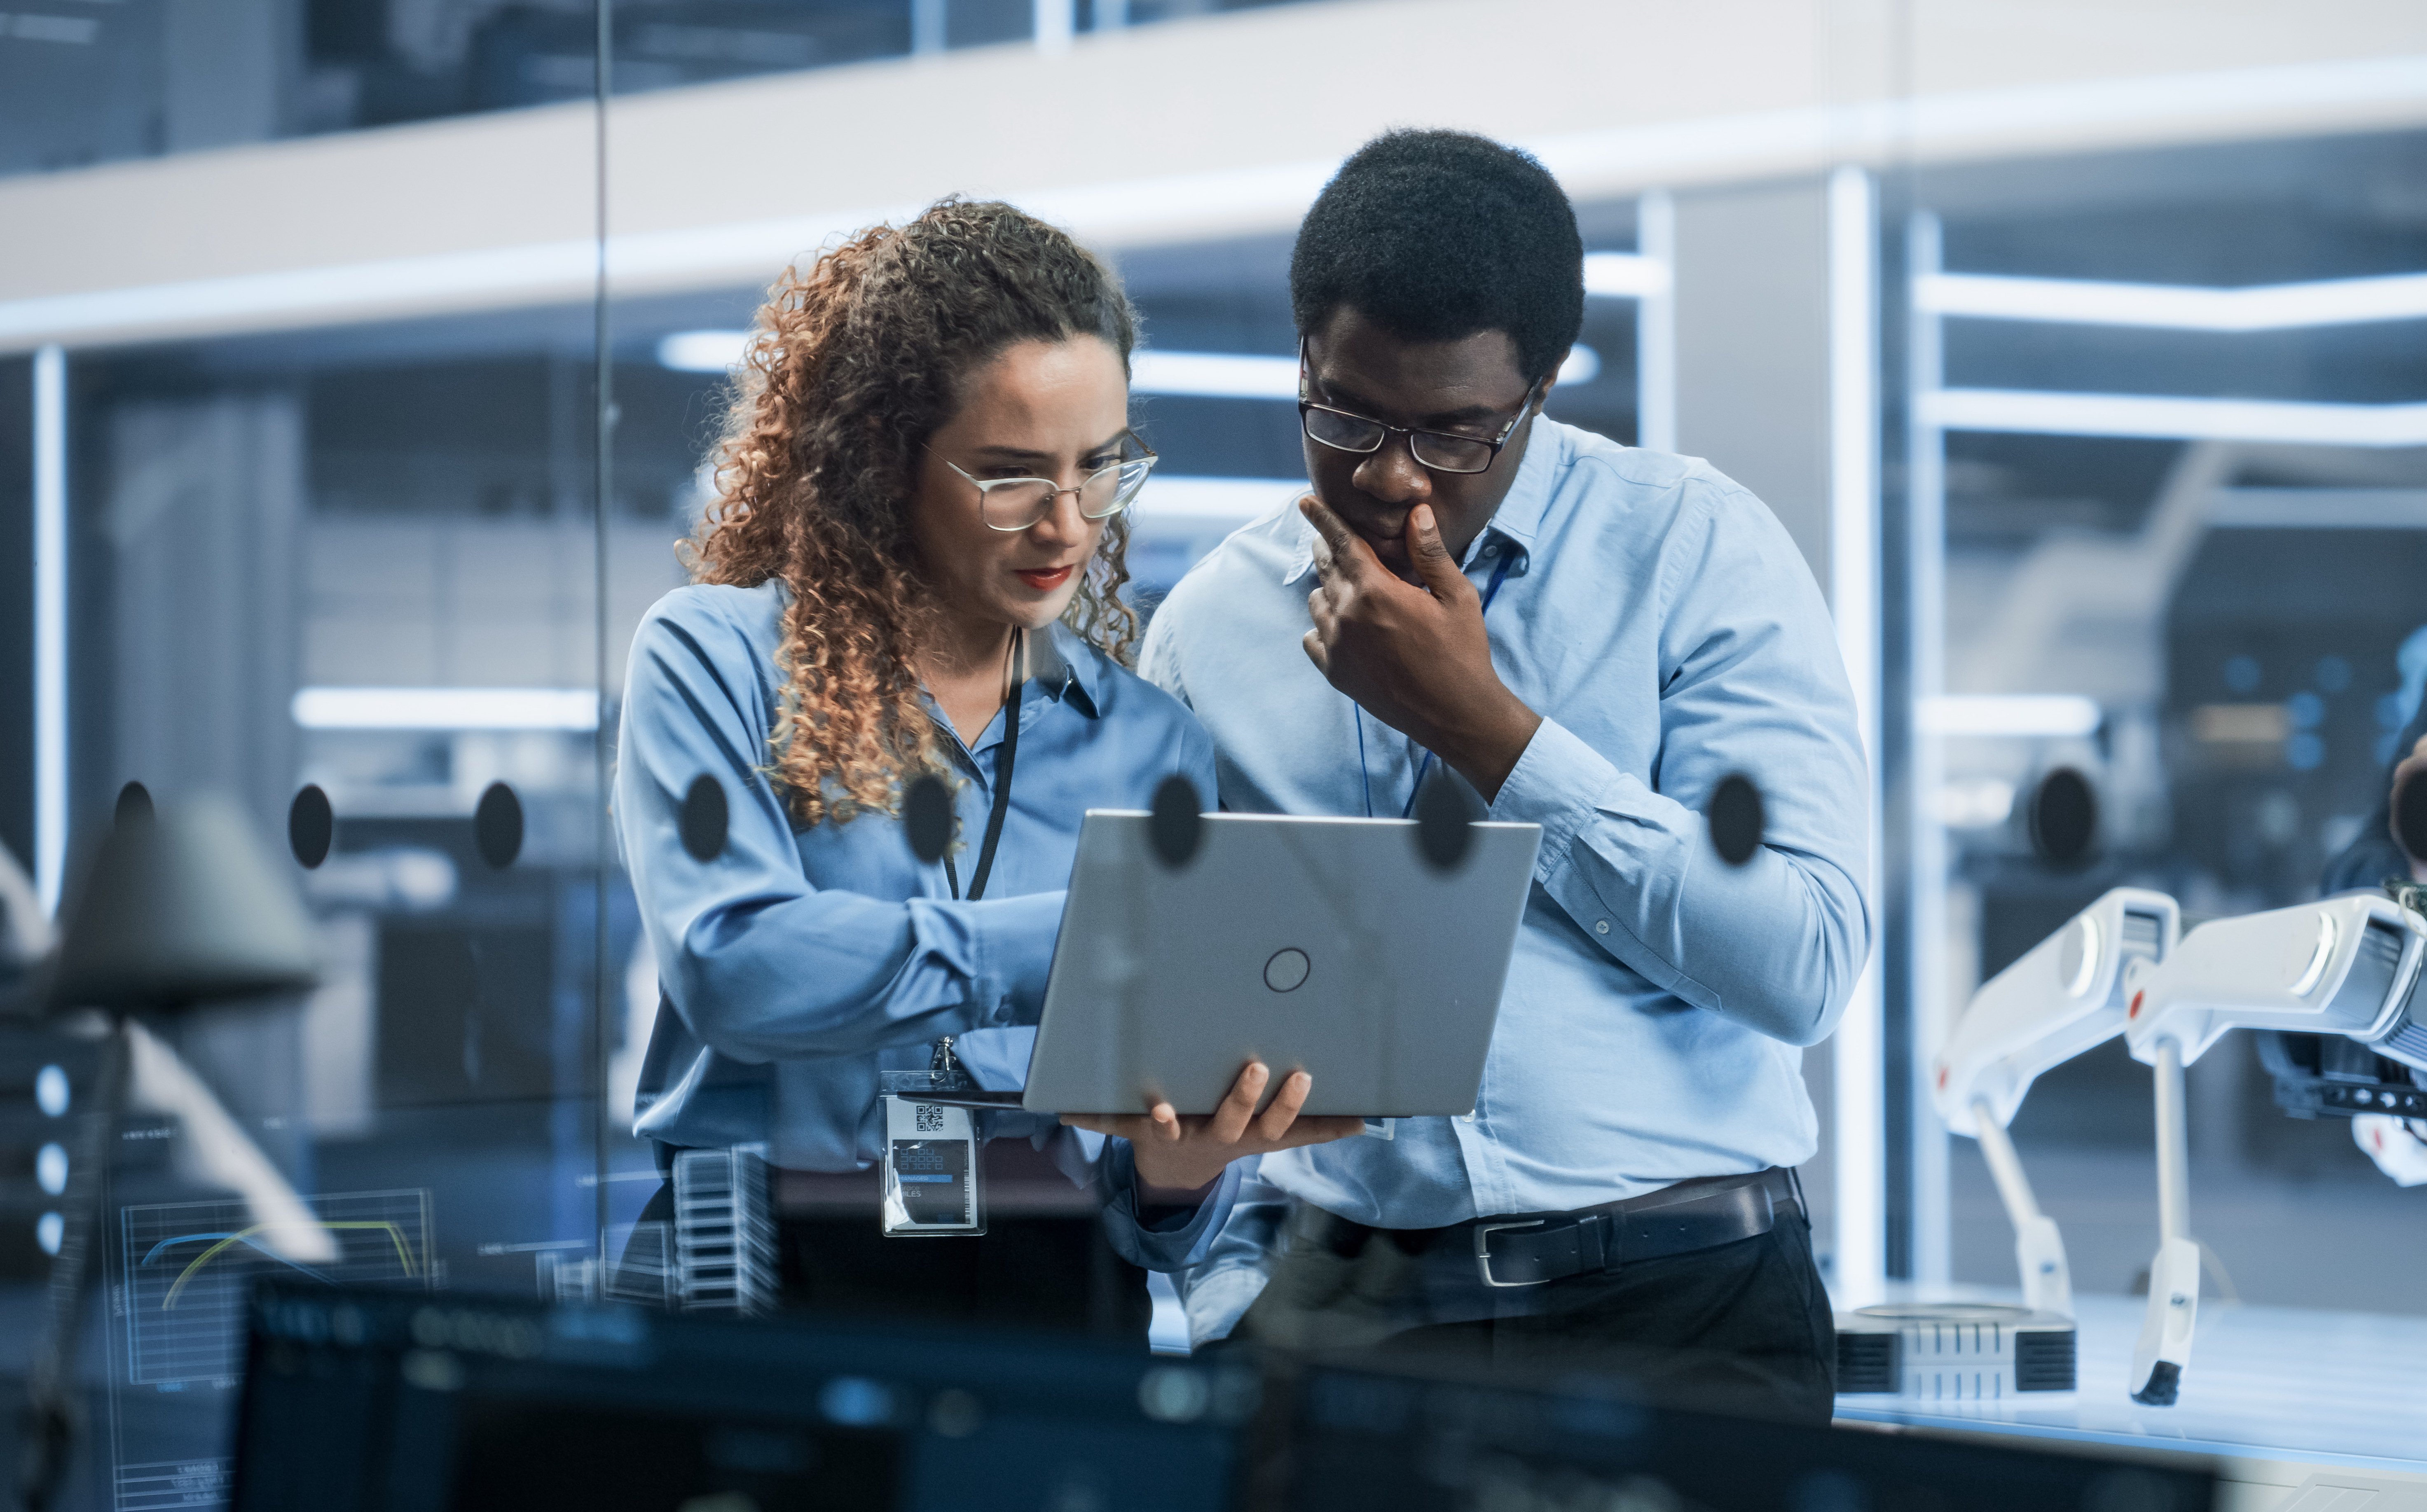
<box><xmin>1301</xmin><ymin>497</ymin><xmax>1363</xmax><ymax>561</ymax></box>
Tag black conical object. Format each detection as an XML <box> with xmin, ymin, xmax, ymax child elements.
<box><xmin>1708</xmin><ymin>774</ymin><xmax>1765</xmax><ymax>866</ymax></box>
<box><xmin>1149</xmin><ymin>774</ymin><xmax>1203</xmax><ymax>868</ymax></box>
<box><xmin>1414</xmin><ymin>769</ymin><xmax>1478</xmax><ymax>872</ymax></box>
<box><xmin>45</xmin><ymin>795</ymin><xmax>318</xmax><ymax>1014</ymax></box>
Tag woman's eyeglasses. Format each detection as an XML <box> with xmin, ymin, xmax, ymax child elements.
<box><xmin>1297</xmin><ymin>339</ymin><xmax>1538</xmax><ymax>475</ymax></box>
<box><xmin>942</xmin><ymin>432</ymin><xmax>1158</xmax><ymax>533</ymax></box>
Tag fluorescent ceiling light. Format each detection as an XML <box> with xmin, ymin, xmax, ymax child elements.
<box><xmin>1930</xmin><ymin>777</ymin><xmax>2017</xmax><ymax>828</ymax></box>
<box><xmin>658</xmin><ymin>329</ymin><xmax>749</xmax><ymax>372</ymax></box>
<box><xmin>1916</xmin><ymin>270</ymin><xmax>2427</xmax><ymax>332</ymax></box>
<box><xmin>1130</xmin><ymin>351</ymin><xmax>1297</xmax><ymax>400</ymax></box>
<box><xmin>1131</xmin><ymin>476</ymin><xmax>1303</xmax><ymax>523</ymax></box>
<box><xmin>1921</xmin><ymin>388</ymin><xmax>2427</xmax><ymax>447</ymax></box>
<box><xmin>293</xmin><ymin>687</ymin><xmax>600</xmax><ymax>731</ymax></box>
<box><xmin>1134</xmin><ymin>346</ymin><xmax>1603</xmax><ymax>401</ymax></box>
<box><xmin>1583</xmin><ymin>252</ymin><xmax>1669</xmax><ymax>299</ymax></box>
<box><xmin>1917</xmin><ymin>694</ymin><xmax>2102</xmax><ymax>738</ymax></box>
<box><xmin>2207</xmin><ymin>487</ymin><xmax>2427</xmax><ymax>530</ymax></box>
<box><xmin>2192</xmin><ymin>703</ymin><xmax>2290</xmax><ymax>743</ymax></box>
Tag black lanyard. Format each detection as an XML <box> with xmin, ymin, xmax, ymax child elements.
<box><xmin>931</xmin><ymin>633</ymin><xmax>1024</xmax><ymax>1077</ymax></box>
<box><xmin>943</xmin><ymin>628</ymin><xmax>1020</xmax><ymax>903</ymax></box>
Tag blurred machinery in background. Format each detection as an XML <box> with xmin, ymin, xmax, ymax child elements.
<box><xmin>1870</xmin><ymin>876</ymin><xmax>2427</xmax><ymax>1409</ymax></box>
<box><xmin>2118</xmin><ymin>886</ymin><xmax>2427</xmax><ymax>1403</ymax></box>
<box><xmin>1840</xmin><ymin>887</ymin><xmax>2179</xmax><ymax>1400</ymax></box>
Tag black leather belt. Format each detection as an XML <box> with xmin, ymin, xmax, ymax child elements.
<box><xmin>1300</xmin><ymin>1168</ymin><xmax>1802</xmax><ymax>1290</ymax></box>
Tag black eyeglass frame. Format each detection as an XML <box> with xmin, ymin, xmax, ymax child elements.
<box><xmin>1295</xmin><ymin>337</ymin><xmax>1543</xmax><ymax>476</ymax></box>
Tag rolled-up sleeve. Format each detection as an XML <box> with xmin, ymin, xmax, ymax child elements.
<box><xmin>1488</xmin><ymin>482</ymin><xmax>1871</xmax><ymax>1047</ymax></box>
<box><xmin>1096</xmin><ymin>1138</ymin><xmax>1248</xmax><ymax>1272</ymax></box>
<box><xmin>616</xmin><ymin>592</ymin><xmax>1064</xmax><ymax>1063</ymax></box>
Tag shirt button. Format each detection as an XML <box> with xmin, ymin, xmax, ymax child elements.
<box><xmin>1481</xmin><ymin>543</ymin><xmax>1498</xmax><ymax>556</ymax></box>
<box><xmin>1595</xmin><ymin>920</ymin><xmax>1610</xmax><ymax>935</ymax></box>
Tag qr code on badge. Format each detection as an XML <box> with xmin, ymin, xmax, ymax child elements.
<box><xmin>915</xmin><ymin>1105</ymin><xmax>946</xmax><ymax>1133</ymax></box>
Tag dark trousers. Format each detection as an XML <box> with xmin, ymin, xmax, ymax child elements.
<box><xmin>1231</xmin><ymin>1205</ymin><xmax>1837</xmax><ymax>1424</ymax></box>
<box><xmin>772</xmin><ymin>1213</ymin><xmax>1151</xmax><ymax>1339</ymax></box>
<box><xmin>627</xmin><ymin>1181</ymin><xmax>1152</xmax><ymax>1343</ymax></box>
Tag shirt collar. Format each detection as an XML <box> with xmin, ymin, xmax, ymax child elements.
<box><xmin>922</xmin><ymin>622</ymin><xmax>1104</xmax><ymax>760</ymax></box>
<box><xmin>1027</xmin><ymin>622</ymin><xmax>1102</xmax><ymax>718</ymax></box>
<box><xmin>1281</xmin><ymin>418</ymin><xmax>1564</xmax><ymax>587</ymax></box>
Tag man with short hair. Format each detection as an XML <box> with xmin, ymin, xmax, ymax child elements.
<box><xmin>1104</xmin><ymin>129</ymin><xmax>1869</xmax><ymax>1421</ymax></box>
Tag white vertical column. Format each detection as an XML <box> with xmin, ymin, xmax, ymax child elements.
<box><xmin>910</xmin><ymin>0</ymin><xmax>947</xmax><ymax>54</ymax></box>
<box><xmin>1906</xmin><ymin>210</ymin><xmax>1952</xmax><ymax>1289</ymax></box>
<box><xmin>32</xmin><ymin>347</ymin><xmax>66</xmax><ymax>917</ymax></box>
<box><xmin>33</xmin><ymin>344</ymin><xmax>67</xmax><ymax>916</ymax></box>
<box><xmin>1034</xmin><ymin>0</ymin><xmax>1075</xmax><ymax>53</ymax></box>
<box><xmin>1634</xmin><ymin>189</ymin><xmax>1676</xmax><ymax>455</ymax></box>
<box><xmin>1826</xmin><ymin>167</ymin><xmax>1884</xmax><ymax>1306</ymax></box>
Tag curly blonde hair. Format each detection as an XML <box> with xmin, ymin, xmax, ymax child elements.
<box><xmin>684</xmin><ymin>199</ymin><xmax>1141</xmax><ymax>829</ymax></box>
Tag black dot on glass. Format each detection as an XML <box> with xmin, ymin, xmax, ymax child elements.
<box><xmin>114</xmin><ymin>781</ymin><xmax>153</xmax><ymax>828</ymax></box>
<box><xmin>288</xmin><ymin>784</ymin><xmax>334</xmax><ymax>869</ymax></box>
<box><xmin>903</xmin><ymin>774</ymin><xmax>953</xmax><ymax>866</ymax></box>
<box><xmin>474</xmin><ymin>782</ymin><xmax>523</xmax><ymax>870</ymax></box>
<box><xmin>1149</xmin><ymin>774</ymin><xmax>1203</xmax><ymax>868</ymax></box>
<box><xmin>2031</xmin><ymin>768</ymin><xmax>2098</xmax><ymax>868</ymax></box>
<box><xmin>680</xmin><ymin>774</ymin><xmax>728</xmax><ymax>862</ymax></box>
<box><xmin>2397</xmin><ymin>771</ymin><xmax>2427</xmax><ymax>865</ymax></box>
<box><xmin>1709</xmin><ymin>774</ymin><xmax>1764</xmax><ymax>867</ymax></box>
<box><xmin>1414</xmin><ymin>769</ymin><xmax>1477</xmax><ymax>872</ymax></box>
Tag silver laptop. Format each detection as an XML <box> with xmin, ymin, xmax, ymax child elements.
<box><xmin>949</xmin><ymin>810</ymin><xmax>1539</xmax><ymax>1117</ymax></box>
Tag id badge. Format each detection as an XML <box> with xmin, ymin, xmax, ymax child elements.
<box><xmin>879</xmin><ymin>1071</ymin><xmax>985</xmax><ymax>1237</ymax></box>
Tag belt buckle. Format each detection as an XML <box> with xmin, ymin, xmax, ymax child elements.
<box><xmin>1472</xmin><ymin>1219</ymin><xmax>1549</xmax><ymax>1288</ymax></box>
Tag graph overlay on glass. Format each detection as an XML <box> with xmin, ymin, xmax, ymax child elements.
<box><xmin>119</xmin><ymin>1189</ymin><xmax>433</xmax><ymax>1386</ymax></box>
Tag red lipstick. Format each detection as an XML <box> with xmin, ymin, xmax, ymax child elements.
<box><xmin>1016</xmin><ymin>565</ymin><xmax>1075</xmax><ymax>591</ymax></box>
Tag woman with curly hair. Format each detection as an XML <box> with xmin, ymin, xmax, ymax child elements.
<box><xmin>615</xmin><ymin>199</ymin><xmax>1355</xmax><ymax>1332</ymax></box>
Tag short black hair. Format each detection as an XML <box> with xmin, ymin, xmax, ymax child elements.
<box><xmin>1290</xmin><ymin>129</ymin><xmax>1585</xmax><ymax>383</ymax></box>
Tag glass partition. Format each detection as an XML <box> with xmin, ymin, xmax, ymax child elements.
<box><xmin>4</xmin><ymin>9</ymin><xmax>616</xmax><ymax>1493</ymax></box>
<box><xmin>53</xmin><ymin>320</ymin><xmax>616</xmax><ymax>1505</ymax></box>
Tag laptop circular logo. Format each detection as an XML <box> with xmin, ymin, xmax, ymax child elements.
<box><xmin>1264</xmin><ymin>948</ymin><xmax>1311</xmax><ymax>993</ymax></box>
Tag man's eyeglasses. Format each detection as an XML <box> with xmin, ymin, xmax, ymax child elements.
<box><xmin>1297</xmin><ymin>339</ymin><xmax>1539</xmax><ymax>476</ymax></box>
<box><xmin>941</xmin><ymin>430</ymin><xmax>1158</xmax><ymax>533</ymax></box>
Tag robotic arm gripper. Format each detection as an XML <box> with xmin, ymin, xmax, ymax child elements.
<box><xmin>1933</xmin><ymin>888</ymin><xmax>2181</xmax><ymax>1319</ymax></box>
<box><xmin>2118</xmin><ymin>890</ymin><xmax>2427</xmax><ymax>1405</ymax></box>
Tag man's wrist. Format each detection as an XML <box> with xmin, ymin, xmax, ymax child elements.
<box><xmin>1137</xmin><ymin>1174</ymin><xmax>1219</xmax><ymax>1208</ymax></box>
<box><xmin>1440</xmin><ymin>690</ymin><xmax>1543</xmax><ymax>804</ymax></box>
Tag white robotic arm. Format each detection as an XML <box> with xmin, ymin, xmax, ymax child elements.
<box><xmin>1933</xmin><ymin>888</ymin><xmax>2180</xmax><ymax>1318</ymax></box>
<box><xmin>2118</xmin><ymin>890</ymin><xmax>2427</xmax><ymax>1405</ymax></box>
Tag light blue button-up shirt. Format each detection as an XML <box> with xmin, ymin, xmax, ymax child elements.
<box><xmin>1105</xmin><ymin>418</ymin><xmax>1870</xmax><ymax>1335</ymax></box>
<box><xmin>616</xmin><ymin>580</ymin><xmax>1215</xmax><ymax>1171</ymax></box>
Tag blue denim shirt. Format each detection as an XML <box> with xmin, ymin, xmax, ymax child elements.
<box><xmin>1107</xmin><ymin>420</ymin><xmax>1870</xmax><ymax>1337</ymax></box>
<box><xmin>615</xmin><ymin>580</ymin><xmax>1215</xmax><ymax>1172</ymax></box>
